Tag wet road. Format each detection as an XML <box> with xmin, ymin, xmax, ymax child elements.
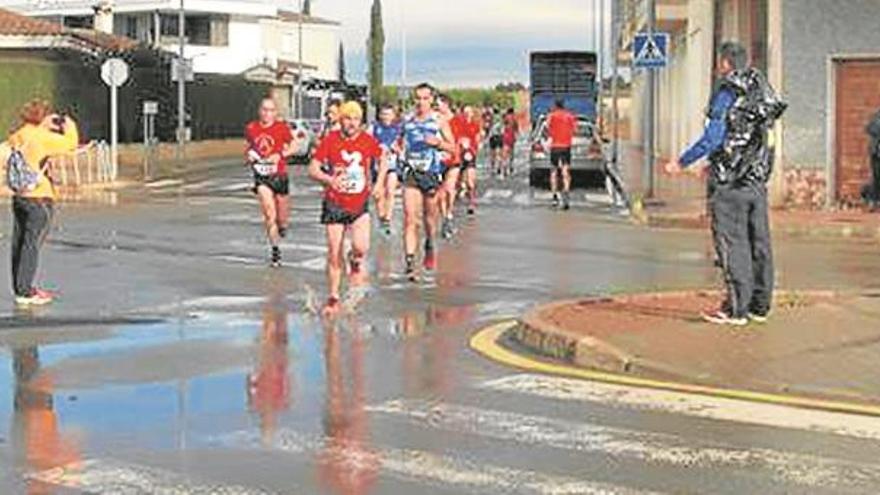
<box><xmin>1</xmin><ymin>154</ymin><xmax>880</xmax><ymax>494</ymax></box>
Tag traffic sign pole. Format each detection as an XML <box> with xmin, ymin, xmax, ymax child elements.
<box><xmin>101</xmin><ymin>57</ymin><xmax>129</xmax><ymax>181</ymax></box>
<box><xmin>645</xmin><ymin>0</ymin><xmax>656</xmax><ymax>199</ymax></box>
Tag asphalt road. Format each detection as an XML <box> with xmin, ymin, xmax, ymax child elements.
<box><xmin>1</xmin><ymin>152</ymin><xmax>880</xmax><ymax>494</ymax></box>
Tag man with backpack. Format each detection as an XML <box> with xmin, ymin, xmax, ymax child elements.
<box><xmin>3</xmin><ymin>99</ymin><xmax>80</xmax><ymax>306</ymax></box>
<box><xmin>664</xmin><ymin>42</ymin><xmax>787</xmax><ymax>326</ymax></box>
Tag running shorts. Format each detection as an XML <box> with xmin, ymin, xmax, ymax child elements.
<box><xmin>403</xmin><ymin>167</ymin><xmax>442</xmax><ymax>194</ymax></box>
<box><xmin>253</xmin><ymin>174</ymin><xmax>290</xmax><ymax>195</ymax></box>
<box><xmin>321</xmin><ymin>199</ymin><xmax>369</xmax><ymax>225</ymax></box>
<box><xmin>489</xmin><ymin>135</ymin><xmax>503</xmax><ymax>150</ymax></box>
<box><xmin>550</xmin><ymin>148</ymin><xmax>572</xmax><ymax>168</ymax></box>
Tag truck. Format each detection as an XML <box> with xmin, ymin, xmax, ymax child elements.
<box><xmin>528</xmin><ymin>51</ymin><xmax>603</xmax><ymax>188</ymax></box>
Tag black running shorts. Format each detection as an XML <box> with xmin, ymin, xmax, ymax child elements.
<box><xmin>550</xmin><ymin>148</ymin><xmax>572</xmax><ymax>168</ymax></box>
<box><xmin>253</xmin><ymin>174</ymin><xmax>290</xmax><ymax>196</ymax></box>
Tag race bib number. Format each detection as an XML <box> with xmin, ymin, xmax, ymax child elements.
<box><xmin>253</xmin><ymin>159</ymin><xmax>277</xmax><ymax>177</ymax></box>
<box><xmin>407</xmin><ymin>151</ymin><xmax>432</xmax><ymax>172</ymax></box>
<box><xmin>340</xmin><ymin>151</ymin><xmax>366</xmax><ymax>194</ymax></box>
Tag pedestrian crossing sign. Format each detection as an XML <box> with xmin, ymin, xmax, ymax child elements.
<box><xmin>633</xmin><ymin>32</ymin><xmax>669</xmax><ymax>68</ymax></box>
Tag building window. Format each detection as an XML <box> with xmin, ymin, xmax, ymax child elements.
<box><xmin>160</xmin><ymin>14</ymin><xmax>227</xmax><ymax>46</ymax></box>
<box><xmin>63</xmin><ymin>15</ymin><xmax>93</xmax><ymax>29</ymax></box>
<box><xmin>125</xmin><ymin>16</ymin><xmax>138</xmax><ymax>39</ymax></box>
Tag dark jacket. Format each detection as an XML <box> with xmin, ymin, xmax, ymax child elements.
<box><xmin>707</xmin><ymin>68</ymin><xmax>786</xmax><ymax>189</ymax></box>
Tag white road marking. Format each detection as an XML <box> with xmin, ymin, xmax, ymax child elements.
<box><xmin>584</xmin><ymin>193</ymin><xmax>613</xmax><ymax>205</ymax></box>
<box><xmin>182</xmin><ymin>179</ymin><xmax>223</xmax><ymax>191</ymax></box>
<box><xmin>29</xmin><ymin>459</ymin><xmax>271</xmax><ymax>495</ymax></box>
<box><xmin>145</xmin><ymin>179</ymin><xmax>183</xmax><ymax>189</ymax></box>
<box><xmin>218</xmin><ymin>428</ymin><xmax>664</xmax><ymax>495</ymax></box>
<box><xmin>367</xmin><ymin>399</ymin><xmax>880</xmax><ymax>489</ymax></box>
<box><xmin>289</xmin><ymin>256</ymin><xmax>326</xmax><ymax>271</ymax></box>
<box><xmin>483</xmin><ymin>188</ymin><xmax>515</xmax><ymax>199</ymax></box>
<box><xmin>481</xmin><ymin>374</ymin><xmax>880</xmax><ymax>441</ymax></box>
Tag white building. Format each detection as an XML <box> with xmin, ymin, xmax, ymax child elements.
<box><xmin>0</xmin><ymin>0</ymin><xmax>341</xmax><ymax>80</ymax></box>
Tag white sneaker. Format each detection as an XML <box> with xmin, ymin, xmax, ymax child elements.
<box><xmin>701</xmin><ymin>310</ymin><xmax>748</xmax><ymax>326</ymax></box>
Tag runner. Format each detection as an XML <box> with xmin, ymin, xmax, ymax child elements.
<box><xmin>322</xmin><ymin>99</ymin><xmax>342</xmax><ymax>138</ymax></box>
<box><xmin>308</xmin><ymin>101</ymin><xmax>387</xmax><ymax>316</ymax></box>
<box><xmin>457</xmin><ymin>104</ymin><xmax>483</xmax><ymax>215</ymax></box>
<box><xmin>244</xmin><ymin>97</ymin><xmax>297</xmax><ymax>267</ymax></box>
<box><xmin>370</xmin><ymin>104</ymin><xmax>403</xmax><ymax>236</ymax></box>
<box><xmin>501</xmin><ymin>108</ymin><xmax>519</xmax><ymax>177</ymax></box>
<box><xmin>487</xmin><ymin>109</ymin><xmax>504</xmax><ymax>176</ymax></box>
<box><xmin>436</xmin><ymin>94</ymin><xmax>463</xmax><ymax>239</ymax></box>
<box><xmin>400</xmin><ymin>83</ymin><xmax>456</xmax><ymax>281</ymax></box>
<box><xmin>545</xmin><ymin>98</ymin><xmax>577</xmax><ymax>210</ymax></box>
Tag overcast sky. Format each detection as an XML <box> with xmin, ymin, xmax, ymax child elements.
<box><xmin>311</xmin><ymin>0</ymin><xmax>613</xmax><ymax>88</ymax></box>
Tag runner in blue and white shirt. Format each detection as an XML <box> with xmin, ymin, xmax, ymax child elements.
<box><xmin>370</xmin><ymin>104</ymin><xmax>403</xmax><ymax>236</ymax></box>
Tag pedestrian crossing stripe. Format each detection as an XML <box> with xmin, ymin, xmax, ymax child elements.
<box><xmin>217</xmin><ymin>428</ymin><xmax>664</xmax><ymax>495</ymax></box>
<box><xmin>366</xmin><ymin>399</ymin><xmax>880</xmax><ymax>490</ymax></box>
<box><xmin>29</xmin><ymin>459</ymin><xmax>271</xmax><ymax>495</ymax></box>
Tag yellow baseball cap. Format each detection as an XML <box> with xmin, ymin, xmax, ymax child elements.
<box><xmin>339</xmin><ymin>101</ymin><xmax>363</xmax><ymax>119</ymax></box>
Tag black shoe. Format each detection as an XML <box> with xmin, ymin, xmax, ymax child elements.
<box><xmin>562</xmin><ymin>193</ymin><xmax>571</xmax><ymax>211</ymax></box>
<box><xmin>271</xmin><ymin>246</ymin><xmax>281</xmax><ymax>267</ymax></box>
<box><xmin>278</xmin><ymin>226</ymin><xmax>288</xmax><ymax>239</ymax></box>
<box><xmin>467</xmin><ymin>206</ymin><xmax>476</xmax><ymax>216</ymax></box>
<box><xmin>405</xmin><ymin>254</ymin><xmax>417</xmax><ymax>282</ymax></box>
<box><xmin>552</xmin><ymin>194</ymin><xmax>560</xmax><ymax>209</ymax></box>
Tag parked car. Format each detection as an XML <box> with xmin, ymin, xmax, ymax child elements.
<box><xmin>528</xmin><ymin>115</ymin><xmax>604</xmax><ymax>188</ymax></box>
<box><xmin>287</xmin><ymin>118</ymin><xmax>324</xmax><ymax>165</ymax></box>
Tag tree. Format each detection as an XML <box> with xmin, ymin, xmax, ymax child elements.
<box><xmin>338</xmin><ymin>42</ymin><xmax>346</xmax><ymax>82</ymax></box>
<box><xmin>302</xmin><ymin>0</ymin><xmax>311</xmax><ymax>15</ymax></box>
<box><xmin>366</xmin><ymin>0</ymin><xmax>384</xmax><ymax>105</ymax></box>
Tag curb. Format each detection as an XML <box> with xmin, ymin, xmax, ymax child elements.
<box><xmin>472</xmin><ymin>321</ymin><xmax>880</xmax><ymax>417</ymax></box>
<box><xmin>513</xmin><ymin>289</ymin><xmax>842</xmax><ymax>383</ymax></box>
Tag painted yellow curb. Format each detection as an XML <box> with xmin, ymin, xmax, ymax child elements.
<box><xmin>471</xmin><ymin>320</ymin><xmax>880</xmax><ymax>418</ymax></box>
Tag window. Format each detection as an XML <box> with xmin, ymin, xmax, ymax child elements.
<box><xmin>125</xmin><ymin>16</ymin><xmax>138</xmax><ymax>39</ymax></box>
<box><xmin>63</xmin><ymin>16</ymin><xmax>93</xmax><ymax>29</ymax></box>
<box><xmin>160</xmin><ymin>14</ymin><xmax>226</xmax><ymax>46</ymax></box>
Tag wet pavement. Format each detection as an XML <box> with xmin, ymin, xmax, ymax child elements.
<box><xmin>2</xmin><ymin>151</ymin><xmax>880</xmax><ymax>494</ymax></box>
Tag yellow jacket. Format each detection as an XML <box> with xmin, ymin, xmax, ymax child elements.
<box><xmin>4</xmin><ymin>119</ymin><xmax>79</xmax><ymax>200</ymax></box>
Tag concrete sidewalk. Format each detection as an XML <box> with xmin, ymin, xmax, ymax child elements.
<box><xmin>512</xmin><ymin>290</ymin><xmax>880</xmax><ymax>407</ymax></box>
<box><xmin>642</xmin><ymin>199</ymin><xmax>880</xmax><ymax>241</ymax></box>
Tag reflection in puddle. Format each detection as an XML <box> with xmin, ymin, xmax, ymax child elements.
<box><xmin>0</xmin><ymin>291</ymin><xmax>487</xmax><ymax>493</ymax></box>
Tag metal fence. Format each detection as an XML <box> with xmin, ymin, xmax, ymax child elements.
<box><xmin>51</xmin><ymin>141</ymin><xmax>115</xmax><ymax>187</ymax></box>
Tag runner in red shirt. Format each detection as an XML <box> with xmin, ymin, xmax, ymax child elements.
<box><xmin>501</xmin><ymin>108</ymin><xmax>519</xmax><ymax>177</ymax></box>
<box><xmin>457</xmin><ymin>104</ymin><xmax>483</xmax><ymax>215</ymax></box>
<box><xmin>545</xmin><ymin>98</ymin><xmax>578</xmax><ymax>210</ymax></box>
<box><xmin>437</xmin><ymin>94</ymin><xmax>464</xmax><ymax>239</ymax></box>
<box><xmin>309</xmin><ymin>101</ymin><xmax>387</xmax><ymax>316</ymax></box>
<box><xmin>244</xmin><ymin>97</ymin><xmax>297</xmax><ymax>266</ymax></box>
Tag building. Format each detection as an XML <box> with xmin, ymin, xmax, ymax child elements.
<box><xmin>0</xmin><ymin>0</ymin><xmax>342</xmax><ymax>116</ymax></box>
<box><xmin>622</xmin><ymin>0</ymin><xmax>880</xmax><ymax>209</ymax></box>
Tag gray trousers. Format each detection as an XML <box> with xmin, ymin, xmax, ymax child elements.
<box><xmin>11</xmin><ymin>196</ymin><xmax>54</xmax><ymax>297</ymax></box>
<box><xmin>709</xmin><ymin>185</ymin><xmax>774</xmax><ymax>317</ymax></box>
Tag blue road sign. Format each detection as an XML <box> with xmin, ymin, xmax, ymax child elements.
<box><xmin>633</xmin><ymin>32</ymin><xmax>669</xmax><ymax>68</ymax></box>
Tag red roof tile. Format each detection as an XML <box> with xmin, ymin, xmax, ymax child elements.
<box><xmin>0</xmin><ymin>7</ymin><xmax>64</xmax><ymax>35</ymax></box>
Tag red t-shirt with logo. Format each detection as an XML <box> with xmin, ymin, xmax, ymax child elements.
<box><xmin>547</xmin><ymin>109</ymin><xmax>577</xmax><ymax>149</ymax></box>
<box><xmin>312</xmin><ymin>130</ymin><xmax>383</xmax><ymax>213</ymax></box>
<box><xmin>245</xmin><ymin>120</ymin><xmax>293</xmax><ymax>176</ymax></box>
<box><xmin>454</xmin><ymin>115</ymin><xmax>481</xmax><ymax>151</ymax></box>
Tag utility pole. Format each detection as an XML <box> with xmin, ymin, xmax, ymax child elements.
<box><xmin>400</xmin><ymin>0</ymin><xmax>406</xmax><ymax>93</ymax></box>
<box><xmin>597</xmin><ymin>0</ymin><xmax>604</xmax><ymax>130</ymax></box>
<box><xmin>177</xmin><ymin>0</ymin><xmax>185</xmax><ymax>162</ymax></box>
<box><xmin>644</xmin><ymin>0</ymin><xmax>656</xmax><ymax>198</ymax></box>
<box><xmin>297</xmin><ymin>0</ymin><xmax>304</xmax><ymax>119</ymax></box>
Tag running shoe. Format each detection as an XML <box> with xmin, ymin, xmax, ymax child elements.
<box><xmin>380</xmin><ymin>219</ymin><xmax>393</xmax><ymax>237</ymax></box>
<box><xmin>442</xmin><ymin>219</ymin><xmax>454</xmax><ymax>240</ymax></box>
<box><xmin>278</xmin><ymin>226</ymin><xmax>288</xmax><ymax>239</ymax></box>
<box><xmin>562</xmin><ymin>192</ymin><xmax>571</xmax><ymax>211</ymax></box>
<box><xmin>552</xmin><ymin>194</ymin><xmax>560</xmax><ymax>209</ymax></box>
<box><xmin>271</xmin><ymin>246</ymin><xmax>282</xmax><ymax>267</ymax></box>
<box><xmin>423</xmin><ymin>239</ymin><xmax>437</xmax><ymax>272</ymax></box>
<box><xmin>748</xmin><ymin>312</ymin><xmax>770</xmax><ymax>324</ymax></box>
<box><xmin>15</xmin><ymin>289</ymin><xmax>53</xmax><ymax>306</ymax></box>
<box><xmin>405</xmin><ymin>254</ymin><xmax>417</xmax><ymax>282</ymax></box>
<box><xmin>701</xmin><ymin>310</ymin><xmax>748</xmax><ymax>327</ymax></box>
<box><xmin>467</xmin><ymin>206</ymin><xmax>476</xmax><ymax>216</ymax></box>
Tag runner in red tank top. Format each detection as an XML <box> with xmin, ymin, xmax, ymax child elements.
<box><xmin>244</xmin><ymin>97</ymin><xmax>297</xmax><ymax>266</ymax></box>
<box><xmin>437</xmin><ymin>93</ymin><xmax>463</xmax><ymax>239</ymax></box>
